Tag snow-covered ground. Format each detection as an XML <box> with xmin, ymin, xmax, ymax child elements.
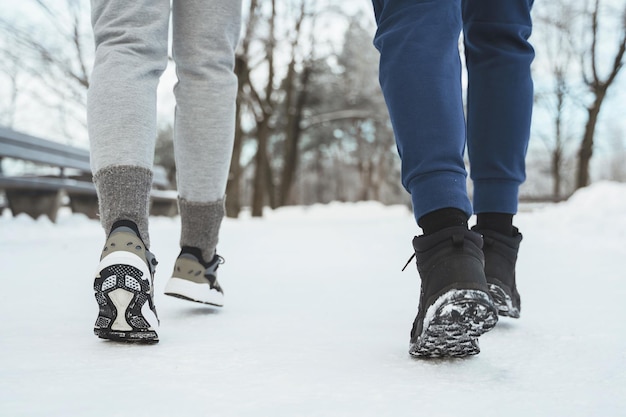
<box><xmin>1</xmin><ymin>182</ymin><xmax>625</xmax><ymax>417</ymax></box>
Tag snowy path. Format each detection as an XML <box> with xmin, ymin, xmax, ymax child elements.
<box><xmin>1</xmin><ymin>183</ymin><xmax>625</xmax><ymax>416</ymax></box>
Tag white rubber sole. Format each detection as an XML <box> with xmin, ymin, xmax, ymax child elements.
<box><xmin>164</xmin><ymin>277</ymin><xmax>224</xmax><ymax>307</ymax></box>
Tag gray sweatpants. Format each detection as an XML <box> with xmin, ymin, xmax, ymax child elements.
<box><xmin>88</xmin><ymin>0</ymin><xmax>241</xmax><ymax>257</ymax></box>
<box><xmin>89</xmin><ymin>0</ymin><xmax>241</xmax><ymax>200</ymax></box>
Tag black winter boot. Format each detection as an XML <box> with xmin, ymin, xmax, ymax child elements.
<box><xmin>472</xmin><ymin>226</ymin><xmax>523</xmax><ymax>318</ymax></box>
<box><xmin>408</xmin><ymin>227</ymin><xmax>498</xmax><ymax>358</ymax></box>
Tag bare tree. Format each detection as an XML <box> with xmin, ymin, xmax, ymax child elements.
<box><xmin>276</xmin><ymin>1</ymin><xmax>313</xmax><ymax>208</ymax></box>
<box><xmin>229</xmin><ymin>0</ymin><xmax>339</xmax><ymax>217</ymax></box>
<box><xmin>534</xmin><ymin>0</ymin><xmax>579</xmax><ymax>200</ymax></box>
<box><xmin>227</xmin><ymin>3</ymin><xmax>403</xmax><ymax>217</ymax></box>
<box><xmin>226</xmin><ymin>0</ymin><xmax>262</xmax><ymax>218</ymax></box>
<box><xmin>575</xmin><ymin>0</ymin><xmax>626</xmax><ymax>189</ymax></box>
<box><xmin>0</xmin><ymin>0</ymin><xmax>92</xmax><ymax>137</ymax></box>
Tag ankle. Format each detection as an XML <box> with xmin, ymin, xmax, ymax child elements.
<box><xmin>179</xmin><ymin>197</ymin><xmax>224</xmax><ymax>262</ymax></box>
<box><xmin>418</xmin><ymin>208</ymin><xmax>468</xmax><ymax>235</ymax></box>
<box><xmin>93</xmin><ymin>165</ymin><xmax>152</xmax><ymax>246</ymax></box>
<box><xmin>475</xmin><ymin>213</ymin><xmax>514</xmax><ymax>236</ymax></box>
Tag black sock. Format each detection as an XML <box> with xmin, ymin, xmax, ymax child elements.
<box><xmin>418</xmin><ymin>208</ymin><xmax>468</xmax><ymax>235</ymax></box>
<box><xmin>476</xmin><ymin>212</ymin><xmax>514</xmax><ymax>236</ymax></box>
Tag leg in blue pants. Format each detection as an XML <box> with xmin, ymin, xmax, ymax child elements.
<box><xmin>372</xmin><ymin>0</ymin><xmax>533</xmax><ymax>357</ymax></box>
<box><xmin>372</xmin><ymin>0</ymin><xmax>534</xmax><ymax>222</ymax></box>
<box><xmin>463</xmin><ymin>0</ymin><xmax>534</xmax><ymax>214</ymax></box>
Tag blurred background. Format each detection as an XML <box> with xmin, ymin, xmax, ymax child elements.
<box><xmin>1</xmin><ymin>0</ymin><xmax>625</xmax><ymax>218</ymax></box>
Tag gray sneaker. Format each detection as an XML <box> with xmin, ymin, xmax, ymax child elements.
<box><xmin>164</xmin><ymin>247</ymin><xmax>225</xmax><ymax>307</ymax></box>
<box><xmin>93</xmin><ymin>222</ymin><xmax>159</xmax><ymax>343</ymax></box>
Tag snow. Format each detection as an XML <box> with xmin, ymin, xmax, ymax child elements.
<box><xmin>1</xmin><ymin>182</ymin><xmax>625</xmax><ymax>417</ymax></box>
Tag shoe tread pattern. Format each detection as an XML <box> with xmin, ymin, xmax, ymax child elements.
<box><xmin>410</xmin><ymin>289</ymin><xmax>498</xmax><ymax>358</ymax></box>
<box><xmin>94</xmin><ymin>262</ymin><xmax>158</xmax><ymax>343</ymax></box>
<box><xmin>488</xmin><ymin>283</ymin><xmax>520</xmax><ymax>318</ymax></box>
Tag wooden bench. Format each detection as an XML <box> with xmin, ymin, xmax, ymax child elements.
<box><xmin>0</xmin><ymin>127</ymin><xmax>177</xmax><ymax>221</ymax></box>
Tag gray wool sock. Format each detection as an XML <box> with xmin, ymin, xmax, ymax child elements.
<box><xmin>93</xmin><ymin>165</ymin><xmax>153</xmax><ymax>246</ymax></box>
<box><xmin>179</xmin><ymin>197</ymin><xmax>225</xmax><ymax>261</ymax></box>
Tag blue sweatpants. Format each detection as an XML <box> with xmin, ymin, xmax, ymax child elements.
<box><xmin>372</xmin><ymin>0</ymin><xmax>534</xmax><ymax>222</ymax></box>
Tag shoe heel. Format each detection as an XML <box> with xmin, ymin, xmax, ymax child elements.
<box><xmin>93</xmin><ymin>253</ymin><xmax>159</xmax><ymax>343</ymax></box>
<box><xmin>410</xmin><ymin>289</ymin><xmax>498</xmax><ymax>358</ymax></box>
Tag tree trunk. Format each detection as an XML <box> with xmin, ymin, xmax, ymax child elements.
<box><xmin>575</xmin><ymin>91</ymin><xmax>605</xmax><ymax>189</ymax></box>
<box><xmin>551</xmin><ymin>75</ymin><xmax>565</xmax><ymax>201</ymax></box>
<box><xmin>251</xmin><ymin>121</ymin><xmax>270</xmax><ymax>217</ymax></box>
<box><xmin>278</xmin><ymin>67</ymin><xmax>311</xmax><ymax>207</ymax></box>
<box><xmin>574</xmin><ymin>0</ymin><xmax>626</xmax><ymax>190</ymax></box>
<box><xmin>265</xmin><ymin>153</ymin><xmax>277</xmax><ymax>209</ymax></box>
<box><xmin>358</xmin><ymin>160</ymin><xmax>373</xmax><ymax>201</ymax></box>
<box><xmin>552</xmin><ymin>149</ymin><xmax>562</xmax><ymax>201</ymax></box>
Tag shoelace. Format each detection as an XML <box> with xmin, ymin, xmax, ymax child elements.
<box><xmin>401</xmin><ymin>253</ymin><xmax>416</xmax><ymax>272</ymax></box>
<box><xmin>402</xmin><ymin>232</ymin><xmax>467</xmax><ymax>272</ymax></box>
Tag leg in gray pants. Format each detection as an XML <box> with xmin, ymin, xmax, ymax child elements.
<box><xmin>88</xmin><ymin>0</ymin><xmax>242</xmax><ymax>259</ymax></box>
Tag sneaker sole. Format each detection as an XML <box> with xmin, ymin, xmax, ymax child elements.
<box><xmin>94</xmin><ymin>253</ymin><xmax>159</xmax><ymax>343</ymax></box>
<box><xmin>164</xmin><ymin>277</ymin><xmax>224</xmax><ymax>307</ymax></box>
<box><xmin>409</xmin><ymin>289</ymin><xmax>498</xmax><ymax>358</ymax></box>
<box><xmin>488</xmin><ymin>283</ymin><xmax>520</xmax><ymax>319</ymax></box>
